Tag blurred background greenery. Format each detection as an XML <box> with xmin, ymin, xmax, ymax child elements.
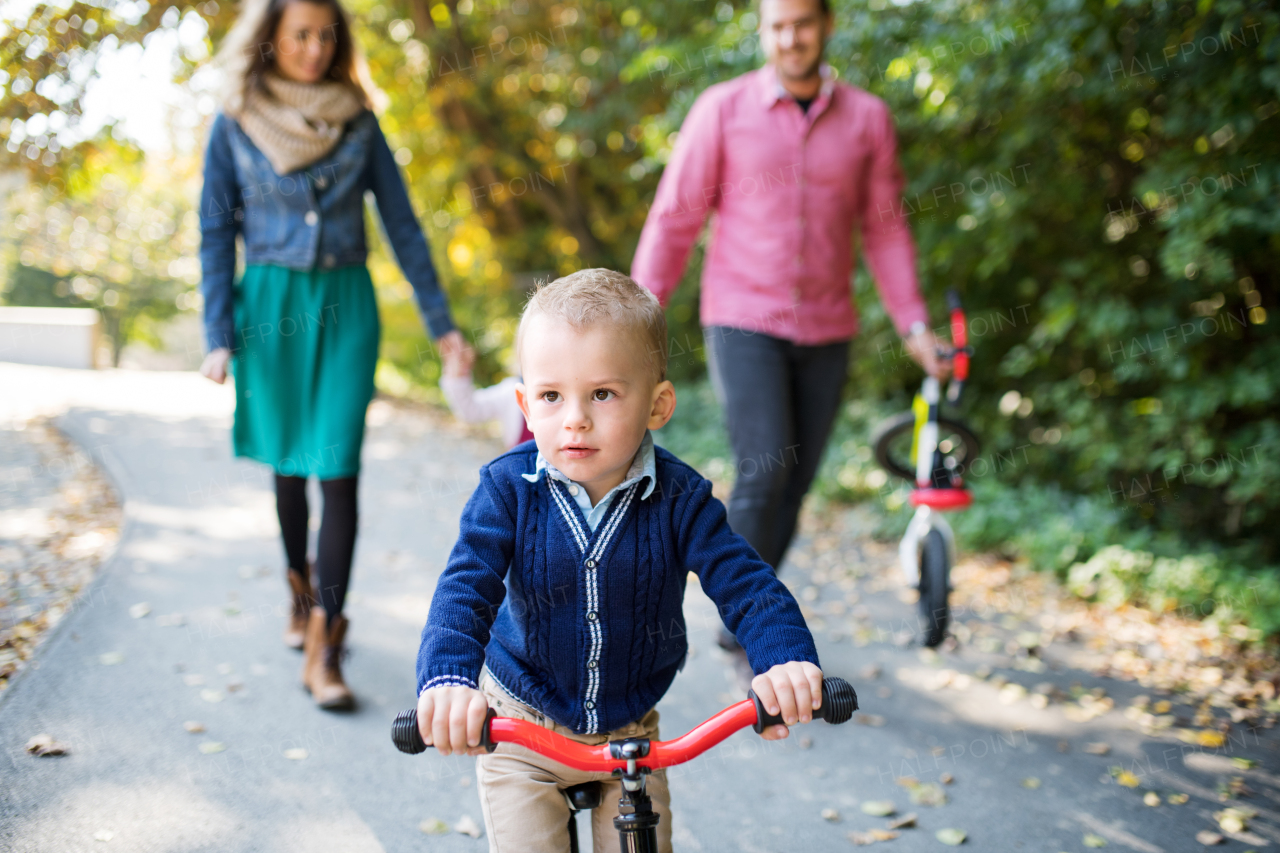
<box><xmin>1</xmin><ymin>0</ymin><xmax>1276</xmax><ymax>634</ymax></box>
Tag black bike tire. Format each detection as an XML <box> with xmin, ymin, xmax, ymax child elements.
<box><xmin>870</xmin><ymin>412</ymin><xmax>982</xmax><ymax>483</ymax></box>
<box><xmin>919</xmin><ymin>528</ymin><xmax>950</xmax><ymax>648</ymax></box>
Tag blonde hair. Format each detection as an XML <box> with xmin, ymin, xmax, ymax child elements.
<box><xmin>212</xmin><ymin>0</ymin><xmax>386</xmax><ymax>115</ymax></box>
<box><xmin>517</xmin><ymin>269</ymin><xmax>668</xmax><ymax>383</ymax></box>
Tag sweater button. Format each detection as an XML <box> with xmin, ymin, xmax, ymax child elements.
<box><xmin>588</xmin><ymin>660</ymin><xmax>598</xmax><ymax>670</ymax></box>
<box><xmin>304</xmin><ymin>211</ymin><xmax>319</xmax><ymax>226</ymax></box>
<box><xmin>585</xmin><ymin>559</ymin><xmax>596</xmax><ymax>569</ymax></box>
<box><xmin>584</xmin><ymin>700</ymin><xmax>595</xmax><ymax>710</ymax></box>
<box><xmin>568</xmin><ymin>484</ymin><xmax>579</xmax><ymax>496</ymax></box>
<box><xmin>586</xmin><ymin>611</ymin><xmax>598</xmax><ymax>622</ymax></box>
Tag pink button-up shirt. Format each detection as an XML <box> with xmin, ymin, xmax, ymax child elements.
<box><xmin>632</xmin><ymin>66</ymin><xmax>928</xmax><ymax>344</ymax></box>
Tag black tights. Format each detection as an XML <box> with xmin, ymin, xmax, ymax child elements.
<box><xmin>275</xmin><ymin>474</ymin><xmax>358</xmax><ymax>623</ymax></box>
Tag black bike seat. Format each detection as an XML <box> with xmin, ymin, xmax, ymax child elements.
<box><xmin>563</xmin><ymin>781</ymin><xmax>603</xmax><ymax>812</ymax></box>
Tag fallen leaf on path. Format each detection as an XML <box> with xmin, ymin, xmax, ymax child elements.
<box><xmin>848</xmin><ymin>829</ymin><xmax>899</xmax><ymax>845</ymax></box>
<box><xmin>200</xmin><ymin>689</ymin><xmax>224</xmax><ymax>703</ymax></box>
<box><xmin>1083</xmin><ymin>832</ymin><xmax>1107</xmax><ymax>847</ymax></box>
<box><xmin>1168</xmin><ymin>793</ymin><xmax>1189</xmax><ymax>804</ymax></box>
<box><xmin>128</xmin><ymin>603</ymin><xmax>150</xmax><ymax>619</ymax></box>
<box><xmin>907</xmin><ymin>782</ymin><xmax>947</xmax><ymax>807</ymax></box>
<box><xmin>99</xmin><ymin>652</ymin><xmax>123</xmax><ymax>666</ymax></box>
<box><xmin>940</xmin><ymin>773</ymin><xmax>954</xmax><ymax>784</ymax></box>
<box><xmin>1153</xmin><ymin>700</ymin><xmax>1172</xmax><ymax>714</ymax></box>
<box><xmin>198</xmin><ymin>742</ymin><xmax>225</xmax><ymax>754</ymax></box>
<box><xmin>284</xmin><ymin>748</ymin><xmax>308</xmax><ymax>760</ymax></box>
<box><xmin>1230</xmin><ymin>757</ymin><xmax>1257</xmax><ymax>769</ymax></box>
<box><xmin>1143</xmin><ymin>792</ymin><xmax>1160</xmax><ymax>806</ymax></box>
<box><xmin>855</xmin><ymin>714</ymin><xmax>885</xmax><ymax>727</ymax></box>
<box><xmin>1083</xmin><ymin>742</ymin><xmax>1111</xmax><ymax>755</ymax></box>
<box><xmin>887</xmin><ymin>813</ymin><xmax>917</xmax><ymax>829</ymax></box>
<box><xmin>860</xmin><ymin>800</ymin><xmax>896</xmax><ymax>817</ymax></box>
<box><xmin>454</xmin><ymin>815</ymin><xmax>482</xmax><ymax>838</ymax></box>
<box><xmin>25</xmin><ymin>734</ymin><xmax>69</xmax><ymax>756</ymax></box>
<box><xmin>821</xmin><ymin>808</ymin><xmax>840</xmax><ymax>822</ymax></box>
<box><xmin>182</xmin><ymin>721</ymin><xmax>205</xmax><ymax>733</ymax></box>
<box><xmin>1194</xmin><ymin>830</ymin><xmax>1223</xmax><ymax>845</ymax></box>
<box><xmin>94</xmin><ymin>830</ymin><xmax>113</xmax><ymax>842</ymax></box>
<box><xmin>1213</xmin><ymin>807</ymin><xmax>1254</xmax><ymax>834</ymax></box>
<box><xmin>1021</xmin><ymin>777</ymin><xmax>1041</xmax><ymax>789</ymax></box>
<box><xmin>935</xmin><ymin>828</ymin><xmax>966</xmax><ymax>846</ymax></box>
<box><xmin>999</xmin><ymin>683</ymin><xmax>1027</xmax><ymax>705</ymax></box>
<box><xmin>418</xmin><ymin>819</ymin><xmax>448</xmax><ymax>835</ymax></box>
<box><xmin>1115</xmin><ymin>771</ymin><xmax>1140</xmax><ymax>788</ymax></box>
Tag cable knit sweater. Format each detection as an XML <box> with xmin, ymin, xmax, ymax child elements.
<box><xmin>416</xmin><ymin>441</ymin><xmax>820</xmax><ymax>735</ymax></box>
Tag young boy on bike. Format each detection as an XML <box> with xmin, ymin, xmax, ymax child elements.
<box><xmin>415</xmin><ymin>269</ymin><xmax>823</xmax><ymax>851</ymax></box>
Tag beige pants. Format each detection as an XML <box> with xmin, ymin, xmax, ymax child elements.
<box><xmin>476</xmin><ymin>670</ymin><xmax>673</xmax><ymax>853</ymax></box>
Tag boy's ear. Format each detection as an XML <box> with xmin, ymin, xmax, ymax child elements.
<box><xmin>647</xmin><ymin>380</ymin><xmax>677</xmax><ymax>430</ymax></box>
<box><xmin>515</xmin><ymin>383</ymin><xmax>532</xmax><ymax>424</ymax></box>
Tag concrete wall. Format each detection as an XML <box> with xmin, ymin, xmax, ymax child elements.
<box><xmin>0</xmin><ymin>307</ymin><xmax>101</xmax><ymax>369</ymax></box>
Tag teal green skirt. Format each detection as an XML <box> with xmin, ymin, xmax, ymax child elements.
<box><xmin>231</xmin><ymin>264</ymin><xmax>379</xmax><ymax>479</ymax></box>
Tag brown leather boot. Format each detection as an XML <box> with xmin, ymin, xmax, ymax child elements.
<box><xmin>302</xmin><ymin>609</ymin><xmax>355</xmax><ymax>711</ymax></box>
<box><xmin>284</xmin><ymin>568</ymin><xmax>315</xmax><ymax>650</ymax></box>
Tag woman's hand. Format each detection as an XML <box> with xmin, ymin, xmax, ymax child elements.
<box><xmin>416</xmin><ymin>685</ymin><xmax>491</xmax><ymax>756</ymax></box>
<box><xmin>200</xmin><ymin>348</ymin><xmax>231</xmax><ymax>384</ymax></box>
<box><xmin>437</xmin><ymin>330</ymin><xmax>467</xmax><ymax>360</ymax></box>
<box><xmin>751</xmin><ymin>661</ymin><xmax>824</xmax><ymax>740</ymax></box>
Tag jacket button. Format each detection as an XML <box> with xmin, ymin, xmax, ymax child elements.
<box><xmin>586</xmin><ymin>611</ymin><xmax>597</xmax><ymax>622</ymax></box>
<box><xmin>584</xmin><ymin>700</ymin><xmax>595</xmax><ymax>710</ymax></box>
<box><xmin>588</xmin><ymin>660</ymin><xmax>598</xmax><ymax>670</ymax></box>
<box><xmin>585</xmin><ymin>559</ymin><xmax>596</xmax><ymax>569</ymax></box>
<box><xmin>304</xmin><ymin>211</ymin><xmax>318</xmax><ymax>226</ymax></box>
<box><xmin>567</xmin><ymin>483</ymin><xmax>579</xmax><ymax>496</ymax></box>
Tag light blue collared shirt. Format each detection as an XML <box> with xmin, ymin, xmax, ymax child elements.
<box><xmin>522</xmin><ymin>432</ymin><xmax>657</xmax><ymax>532</ymax></box>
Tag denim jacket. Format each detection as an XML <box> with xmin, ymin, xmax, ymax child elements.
<box><xmin>199</xmin><ymin>110</ymin><xmax>455</xmax><ymax>352</ymax></box>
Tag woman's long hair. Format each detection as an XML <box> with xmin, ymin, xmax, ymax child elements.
<box><xmin>214</xmin><ymin>0</ymin><xmax>384</xmax><ymax>114</ymax></box>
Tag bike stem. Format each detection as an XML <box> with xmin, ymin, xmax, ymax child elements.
<box><xmin>612</xmin><ymin>739</ymin><xmax>660</xmax><ymax>852</ymax></box>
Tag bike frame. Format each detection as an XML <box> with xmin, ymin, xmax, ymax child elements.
<box><xmin>393</xmin><ymin>679</ymin><xmax>858</xmax><ymax>852</ymax></box>
<box><xmin>898</xmin><ymin>294</ymin><xmax>972</xmax><ymax>586</ymax></box>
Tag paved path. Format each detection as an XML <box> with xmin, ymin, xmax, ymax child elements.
<box><xmin>0</xmin><ymin>364</ymin><xmax>1276</xmax><ymax>852</ymax></box>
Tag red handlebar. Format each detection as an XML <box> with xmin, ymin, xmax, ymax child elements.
<box><xmin>485</xmin><ymin>699</ymin><xmax>759</xmax><ymax>772</ymax></box>
<box><xmin>392</xmin><ymin>678</ymin><xmax>858</xmax><ymax>769</ymax></box>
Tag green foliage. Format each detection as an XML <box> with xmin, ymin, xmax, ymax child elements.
<box><xmin>0</xmin><ymin>142</ymin><xmax>199</xmax><ymax>363</ymax></box>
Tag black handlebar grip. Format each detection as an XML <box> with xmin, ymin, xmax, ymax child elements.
<box><xmin>750</xmin><ymin>677</ymin><xmax>859</xmax><ymax>734</ymax></box>
<box><xmin>392</xmin><ymin>708</ymin><xmax>427</xmax><ymax>754</ymax></box>
<box><xmin>391</xmin><ymin>707</ymin><xmax>499</xmax><ymax>754</ymax></box>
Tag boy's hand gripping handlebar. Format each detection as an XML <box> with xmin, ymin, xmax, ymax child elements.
<box><xmin>391</xmin><ymin>677</ymin><xmax>858</xmax><ymax>772</ymax></box>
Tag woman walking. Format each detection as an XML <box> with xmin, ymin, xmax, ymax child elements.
<box><xmin>197</xmin><ymin>0</ymin><xmax>464</xmax><ymax>710</ymax></box>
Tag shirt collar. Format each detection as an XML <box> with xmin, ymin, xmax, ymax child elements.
<box><xmin>521</xmin><ymin>431</ymin><xmax>657</xmax><ymax>502</ymax></box>
<box><xmin>758</xmin><ymin>62</ymin><xmax>836</xmax><ymax>108</ymax></box>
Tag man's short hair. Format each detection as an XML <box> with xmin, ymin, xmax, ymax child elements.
<box><xmin>517</xmin><ymin>268</ymin><xmax>668</xmax><ymax>383</ymax></box>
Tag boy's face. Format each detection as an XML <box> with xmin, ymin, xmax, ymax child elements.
<box><xmin>516</xmin><ymin>314</ymin><xmax>676</xmax><ymax>502</ymax></box>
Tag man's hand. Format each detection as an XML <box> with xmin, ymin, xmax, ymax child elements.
<box><xmin>751</xmin><ymin>661</ymin><xmax>823</xmax><ymax>741</ymax></box>
<box><xmin>416</xmin><ymin>685</ymin><xmax>490</xmax><ymax>756</ymax></box>
<box><xmin>200</xmin><ymin>348</ymin><xmax>231</xmax><ymax>384</ymax></box>
<box><xmin>904</xmin><ymin>327</ymin><xmax>951</xmax><ymax>380</ymax></box>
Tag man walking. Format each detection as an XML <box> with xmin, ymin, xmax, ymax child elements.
<box><xmin>631</xmin><ymin>0</ymin><xmax>942</xmax><ymax>670</ymax></box>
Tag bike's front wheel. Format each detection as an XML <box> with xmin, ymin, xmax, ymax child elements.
<box><xmin>919</xmin><ymin>528</ymin><xmax>950</xmax><ymax>648</ymax></box>
<box><xmin>871</xmin><ymin>411</ymin><xmax>981</xmax><ymax>483</ymax></box>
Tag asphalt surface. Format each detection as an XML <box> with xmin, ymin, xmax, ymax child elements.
<box><xmin>0</xmin><ymin>363</ymin><xmax>1276</xmax><ymax>852</ymax></box>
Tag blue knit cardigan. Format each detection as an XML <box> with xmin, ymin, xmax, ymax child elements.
<box><xmin>415</xmin><ymin>441</ymin><xmax>820</xmax><ymax>735</ymax></box>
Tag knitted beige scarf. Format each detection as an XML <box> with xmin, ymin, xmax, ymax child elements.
<box><xmin>231</xmin><ymin>74</ymin><xmax>366</xmax><ymax>175</ymax></box>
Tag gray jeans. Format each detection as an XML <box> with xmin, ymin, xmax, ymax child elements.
<box><xmin>704</xmin><ymin>326</ymin><xmax>850</xmax><ymax>571</ymax></box>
